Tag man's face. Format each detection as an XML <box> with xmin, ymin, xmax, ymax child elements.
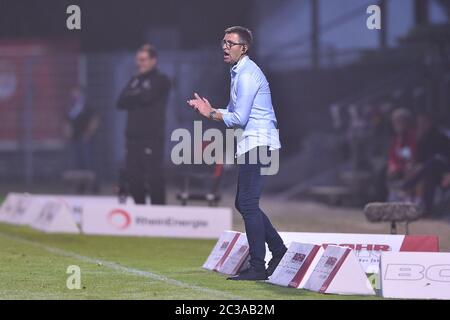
<box><xmin>222</xmin><ymin>33</ymin><xmax>246</xmax><ymax>64</ymax></box>
<box><xmin>136</xmin><ymin>51</ymin><xmax>157</xmax><ymax>74</ymax></box>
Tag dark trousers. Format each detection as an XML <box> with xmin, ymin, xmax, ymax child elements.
<box><xmin>126</xmin><ymin>140</ymin><xmax>166</xmax><ymax>205</ymax></box>
<box><xmin>70</xmin><ymin>139</ymin><xmax>93</xmax><ymax>170</ymax></box>
<box><xmin>235</xmin><ymin>146</ymin><xmax>287</xmax><ymax>271</ymax></box>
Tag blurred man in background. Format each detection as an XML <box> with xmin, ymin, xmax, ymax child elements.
<box><xmin>387</xmin><ymin>108</ymin><xmax>417</xmax><ymax>180</ymax></box>
<box><xmin>117</xmin><ymin>44</ymin><xmax>171</xmax><ymax>205</ymax></box>
<box><xmin>386</xmin><ymin>108</ymin><xmax>418</xmax><ymax>202</ymax></box>
<box><xmin>64</xmin><ymin>86</ymin><xmax>100</xmax><ymax>193</ymax></box>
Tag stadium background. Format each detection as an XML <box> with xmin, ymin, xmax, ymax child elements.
<box><xmin>0</xmin><ymin>0</ymin><xmax>450</xmax><ymax>299</ymax></box>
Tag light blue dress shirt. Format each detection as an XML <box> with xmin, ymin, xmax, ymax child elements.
<box><xmin>218</xmin><ymin>55</ymin><xmax>281</xmax><ymax>157</ymax></box>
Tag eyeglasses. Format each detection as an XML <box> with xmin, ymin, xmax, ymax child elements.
<box><xmin>221</xmin><ymin>39</ymin><xmax>245</xmax><ymax>49</ymax></box>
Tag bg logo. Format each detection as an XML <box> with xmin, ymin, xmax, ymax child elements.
<box><xmin>385</xmin><ymin>264</ymin><xmax>450</xmax><ymax>282</ymax></box>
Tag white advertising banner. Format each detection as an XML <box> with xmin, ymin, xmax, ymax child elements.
<box><xmin>303</xmin><ymin>245</ymin><xmax>375</xmax><ymax>296</ymax></box>
<box><xmin>56</xmin><ymin>195</ymin><xmax>119</xmax><ymax>225</ymax></box>
<box><xmin>217</xmin><ymin>234</ymin><xmax>250</xmax><ymax>275</ymax></box>
<box><xmin>31</xmin><ymin>199</ymin><xmax>80</xmax><ymax>234</ymax></box>
<box><xmin>267</xmin><ymin>242</ymin><xmax>322</xmax><ymax>288</ymax></box>
<box><xmin>16</xmin><ymin>195</ymin><xmax>55</xmax><ymax>225</ymax></box>
<box><xmin>274</xmin><ymin>232</ymin><xmax>439</xmax><ymax>274</ymax></box>
<box><xmin>380</xmin><ymin>252</ymin><xmax>450</xmax><ymax>300</ymax></box>
<box><xmin>82</xmin><ymin>202</ymin><xmax>232</xmax><ymax>239</ymax></box>
<box><xmin>203</xmin><ymin>231</ymin><xmax>241</xmax><ymax>271</ymax></box>
<box><xmin>0</xmin><ymin>193</ymin><xmax>28</xmax><ymax>224</ymax></box>
<box><xmin>0</xmin><ymin>193</ymin><xmax>119</xmax><ymax>226</ymax></box>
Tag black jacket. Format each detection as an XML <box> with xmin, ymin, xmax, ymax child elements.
<box><xmin>117</xmin><ymin>69</ymin><xmax>171</xmax><ymax>145</ymax></box>
<box><xmin>417</xmin><ymin>127</ymin><xmax>450</xmax><ymax>163</ymax></box>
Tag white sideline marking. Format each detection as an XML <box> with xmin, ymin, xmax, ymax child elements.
<box><xmin>0</xmin><ymin>232</ymin><xmax>243</xmax><ymax>300</ymax></box>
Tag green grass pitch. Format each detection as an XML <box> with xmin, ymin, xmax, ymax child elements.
<box><xmin>0</xmin><ymin>222</ymin><xmax>381</xmax><ymax>300</ymax></box>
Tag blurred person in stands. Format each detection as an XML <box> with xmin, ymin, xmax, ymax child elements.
<box><xmin>370</xmin><ymin>103</ymin><xmax>392</xmax><ymax>202</ymax></box>
<box><xmin>117</xmin><ymin>44</ymin><xmax>171</xmax><ymax>205</ymax></box>
<box><xmin>65</xmin><ymin>87</ymin><xmax>99</xmax><ymax>170</ymax></box>
<box><xmin>386</xmin><ymin>108</ymin><xmax>418</xmax><ymax>202</ymax></box>
<box><xmin>369</xmin><ymin>103</ymin><xmax>391</xmax><ymax>156</ymax></box>
<box><xmin>347</xmin><ymin>104</ymin><xmax>370</xmax><ymax>170</ymax></box>
<box><xmin>442</xmin><ymin>173</ymin><xmax>450</xmax><ymax>189</ymax></box>
<box><xmin>402</xmin><ymin>112</ymin><xmax>450</xmax><ymax>215</ymax></box>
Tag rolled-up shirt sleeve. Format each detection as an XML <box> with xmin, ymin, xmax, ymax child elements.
<box><xmin>222</xmin><ymin>73</ymin><xmax>258</xmax><ymax>128</ymax></box>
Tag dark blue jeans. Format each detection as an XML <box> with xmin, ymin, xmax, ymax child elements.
<box><xmin>235</xmin><ymin>146</ymin><xmax>287</xmax><ymax>271</ymax></box>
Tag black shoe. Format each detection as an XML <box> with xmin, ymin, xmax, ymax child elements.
<box><xmin>266</xmin><ymin>249</ymin><xmax>287</xmax><ymax>277</ymax></box>
<box><xmin>227</xmin><ymin>268</ymin><xmax>268</xmax><ymax>281</ymax></box>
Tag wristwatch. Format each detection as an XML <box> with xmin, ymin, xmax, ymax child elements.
<box><xmin>209</xmin><ymin>110</ymin><xmax>217</xmax><ymax>120</ymax></box>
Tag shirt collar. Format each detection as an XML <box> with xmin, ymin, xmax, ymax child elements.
<box><xmin>231</xmin><ymin>55</ymin><xmax>249</xmax><ymax>75</ymax></box>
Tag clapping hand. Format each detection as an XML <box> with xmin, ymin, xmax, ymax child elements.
<box><xmin>187</xmin><ymin>93</ymin><xmax>213</xmax><ymax>118</ymax></box>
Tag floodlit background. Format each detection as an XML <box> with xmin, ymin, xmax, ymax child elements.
<box><xmin>0</xmin><ymin>0</ymin><xmax>449</xmax><ymax>241</ymax></box>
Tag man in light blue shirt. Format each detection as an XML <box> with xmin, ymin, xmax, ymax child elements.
<box><xmin>188</xmin><ymin>26</ymin><xmax>287</xmax><ymax>281</ymax></box>
<box><xmin>217</xmin><ymin>54</ymin><xmax>281</xmax><ymax>157</ymax></box>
